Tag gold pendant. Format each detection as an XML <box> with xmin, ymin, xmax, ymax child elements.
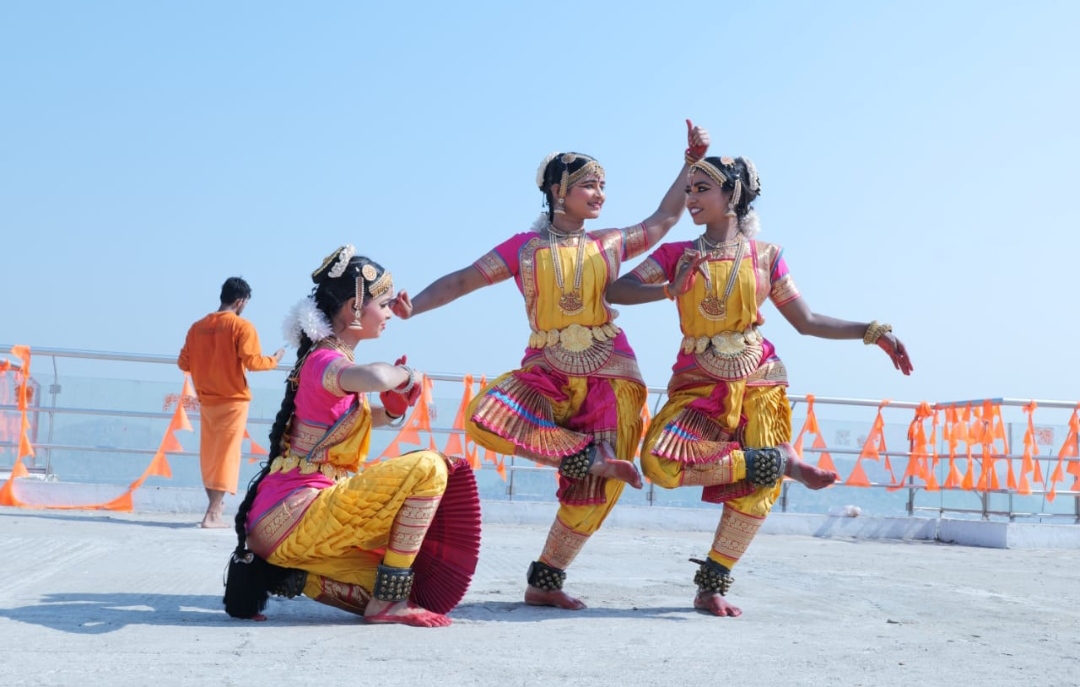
<box><xmin>558</xmin><ymin>291</ymin><xmax>585</xmax><ymax>316</ymax></box>
<box><xmin>698</xmin><ymin>296</ymin><xmax>727</xmax><ymax>320</ymax></box>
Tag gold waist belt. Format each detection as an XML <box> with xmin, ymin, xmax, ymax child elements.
<box><xmin>681</xmin><ymin>328</ymin><xmax>764</xmax><ymax>381</ymax></box>
<box><xmin>528</xmin><ymin>323</ymin><xmax>621</xmax><ymax>353</ymax></box>
<box><xmin>270</xmin><ymin>452</ymin><xmax>350</xmax><ymax>482</ymax></box>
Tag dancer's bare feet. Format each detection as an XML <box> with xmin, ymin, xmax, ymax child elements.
<box><xmin>525</xmin><ymin>585</ymin><xmax>587</xmax><ymax>610</ymax></box>
<box><xmin>780</xmin><ymin>442</ymin><xmax>839</xmax><ymax>490</ymax></box>
<box><xmin>364</xmin><ymin>599</ymin><xmax>452</xmax><ymax>627</ymax></box>
<box><xmin>694</xmin><ymin>592</ymin><xmax>742</xmax><ymax>617</ymax></box>
<box><xmin>588</xmin><ymin>441</ymin><xmax>643</xmax><ymax>489</ymax></box>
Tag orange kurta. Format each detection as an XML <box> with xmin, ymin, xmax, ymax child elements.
<box><xmin>178</xmin><ymin>311</ymin><xmax>278</xmax><ymax>406</ymax></box>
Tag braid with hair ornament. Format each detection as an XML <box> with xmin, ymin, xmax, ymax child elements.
<box><xmin>223</xmin><ymin>324</ymin><xmax>317</xmax><ymax>618</ymax></box>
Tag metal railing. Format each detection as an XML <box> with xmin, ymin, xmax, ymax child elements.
<box><xmin>2</xmin><ymin>344</ymin><xmax>1078</xmax><ymax>522</ymax></box>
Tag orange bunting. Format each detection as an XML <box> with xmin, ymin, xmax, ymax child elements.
<box><xmin>847</xmin><ymin>400</ymin><xmax>895</xmax><ymax>487</ymax></box>
<box><xmin>244</xmin><ymin>428</ymin><xmax>268</xmax><ymax>463</ymax></box>
<box><xmin>792</xmin><ymin>395</ymin><xmax>836</xmax><ymax>475</ymax></box>
<box><xmin>1047</xmin><ymin>406</ymin><xmax>1080</xmax><ymax>501</ymax></box>
<box><xmin>0</xmin><ymin>346</ymin><xmax>35</xmax><ymax>507</ymax></box>
<box><xmin>442</xmin><ymin>374</ymin><xmax>473</xmax><ymax>462</ymax></box>
<box><xmin>891</xmin><ymin>401</ymin><xmax>936</xmax><ymax>492</ymax></box>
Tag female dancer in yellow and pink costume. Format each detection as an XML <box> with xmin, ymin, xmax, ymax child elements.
<box><xmin>608</xmin><ymin>155</ymin><xmax>913</xmax><ymax>617</ymax></box>
<box><xmin>393</xmin><ymin>122</ymin><xmax>710</xmax><ymax>609</ymax></box>
<box><xmin>224</xmin><ymin>246</ymin><xmax>475</xmax><ymax>627</ymax></box>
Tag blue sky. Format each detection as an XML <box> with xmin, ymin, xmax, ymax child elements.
<box><xmin>2</xmin><ymin>1</ymin><xmax>1078</xmax><ymax>406</ymax></box>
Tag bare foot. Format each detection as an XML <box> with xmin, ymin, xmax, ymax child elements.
<box><xmin>199</xmin><ymin>510</ymin><xmax>230</xmax><ymax>529</ymax></box>
<box><xmin>780</xmin><ymin>443</ymin><xmax>839</xmax><ymax>490</ymax></box>
<box><xmin>588</xmin><ymin>442</ymin><xmax>643</xmax><ymax>489</ymax></box>
<box><xmin>364</xmin><ymin>600</ymin><xmax>452</xmax><ymax>627</ymax></box>
<box><xmin>694</xmin><ymin>592</ymin><xmax>742</xmax><ymax>617</ymax></box>
<box><xmin>525</xmin><ymin>585</ymin><xmax>587</xmax><ymax>610</ymax></box>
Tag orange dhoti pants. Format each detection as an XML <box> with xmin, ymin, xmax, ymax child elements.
<box><xmin>198</xmin><ymin>400</ymin><xmax>249</xmax><ymax>494</ymax></box>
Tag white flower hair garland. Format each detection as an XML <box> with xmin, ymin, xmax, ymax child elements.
<box><xmin>530</xmin><ymin>213</ymin><xmax>552</xmax><ymax>233</ymax></box>
<box><xmin>282</xmin><ymin>296</ymin><xmax>333</xmax><ymax>348</ymax></box>
<box><xmin>739</xmin><ymin>208</ymin><xmax>761</xmax><ymax>237</ymax></box>
<box><xmin>536</xmin><ymin>152</ymin><xmax>560</xmax><ymax>189</ymax></box>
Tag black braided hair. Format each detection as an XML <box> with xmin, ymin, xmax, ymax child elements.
<box><xmin>538</xmin><ymin>152</ymin><xmax>602</xmax><ymax>222</ymax></box>
<box><xmin>222</xmin><ymin>248</ymin><xmax>389</xmax><ymax>619</ymax></box>
<box><xmin>698</xmin><ymin>155</ymin><xmax>761</xmax><ymax>220</ymax></box>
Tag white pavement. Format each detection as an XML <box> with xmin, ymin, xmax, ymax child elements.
<box><xmin>1</xmin><ymin>506</ymin><xmax>1079</xmax><ymax>687</ymax></box>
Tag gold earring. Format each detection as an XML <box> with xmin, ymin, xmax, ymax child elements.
<box><xmin>554</xmin><ymin>198</ymin><xmax>566</xmax><ymax>215</ymax></box>
<box><xmin>353</xmin><ymin>278</ymin><xmax>364</xmax><ymax>328</ymax></box>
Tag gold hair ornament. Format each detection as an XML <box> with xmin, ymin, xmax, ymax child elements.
<box><xmin>689</xmin><ymin>160</ymin><xmax>728</xmax><ymax>188</ymax></box>
<box><xmin>556</xmin><ymin>154</ymin><xmax>605</xmax><ymax>199</ymax></box>
<box><xmin>326</xmin><ymin>245</ymin><xmax>356</xmax><ymax>279</ymax></box>
<box><xmin>368</xmin><ymin>271</ymin><xmax>394</xmax><ymax>300</ymax></box>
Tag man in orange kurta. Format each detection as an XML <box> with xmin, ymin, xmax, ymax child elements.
<box><xmin>179</xmin><ymin>277</ymin><xmax>283</xmax><ymax>528</ymax></box>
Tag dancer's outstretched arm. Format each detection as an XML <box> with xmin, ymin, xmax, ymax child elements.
<box><xmin>391</xmin><ymin>265</ymin><xmax>489</xmax><ymax>320</ymax></box>
<box><xmin>778</xmin><ymin>297</ymin><xmax>913</xmax><ymax>375</ymax></box>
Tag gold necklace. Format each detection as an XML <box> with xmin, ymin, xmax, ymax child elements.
<box><xmin>697</xmin><ymin>236</ymin><xmax>746</xmax><ymax>321</ymax></box>
<box><xmin>699</xmin><ymin>233</ymin><xmax>742</xmax><ymax>251</ymax></box>
<box><xmin>320</xmin><ymin>335</ymin><xmax>356</xmax><ymax>362</ymax></box>
<box><xmin>548</xmin><ymin>228</ymin><xmax>588</xmax><ymax>316</ymax></box>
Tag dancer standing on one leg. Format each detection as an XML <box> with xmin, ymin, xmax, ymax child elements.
<box><xmin>393</xmin><ymin>122</ymin><xmax>711</xmax><ymax>609</ymax></box>
<box><xmin>607</xmin><ymin>154</ymin><xmax>912</xmax><ymax>617</ymax></box>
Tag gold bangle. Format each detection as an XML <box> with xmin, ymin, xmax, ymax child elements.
<box><xmin>685</xmin><ymin>152</ymin><xmax>699</xmax><ymax>166</ymax></box>
<box><xmin>863</xmin><ymin>320</ymin><xmax>892</xmax><ymax>345</ymax></box>
<box><xmin>662</xmin><ymin>284</ymin><xmax>675</xmax><ymax>300</ymax></box>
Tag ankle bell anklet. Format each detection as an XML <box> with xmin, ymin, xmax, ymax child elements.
<box><xmin>271</xmin><ymin>569</ymin><xmax>308</xmax><ymax>599</ymax></box>
<box><xmin>744</xmin><ymin>447</ymin><xmax>786</xmax><ymax>487</ymax></box>
<box><xmin>691</xmin><ymin>557</ymin><xmax>735</xmax><ymax>596</ymax></box>
<box><xmin>527</xmin><ymin>560</ymin><xmax>567</xmax><ymax>591</ymax></box>
<box><xmin>558</xmin><ymin>443</ymin><xmax>597</xmax><ymax>481</ymax></box>
<box><xmin>373</xmin><ymin>564</ymin><xmax>415</xmax><ymax>602</ymax></box>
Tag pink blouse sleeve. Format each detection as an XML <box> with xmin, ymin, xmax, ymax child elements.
<box><xmin>301</xmin><ymin>348</ymin><xmax>352</xmax><ymax>398</ymax></box>
<box><xmin>769</xmin><ymin>249</ymin><xmax>801</xmax><ymax>307</ymax></box>
<box><xmin>471</xmin><ymin>232</ymin><xmax>531</xmax><ymax>284</ymax></box>
<box><xmin>626</xmin><ymin>242</ymin><xmax>684</xmax><ymax>284</ymax></box>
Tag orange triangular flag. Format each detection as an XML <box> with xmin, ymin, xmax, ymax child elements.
<box><xmin>811</xmin><ymin>433</ymin><xmax>836</xmax><ymax>474</ymax></box>
<box><xmin>175</xmin><ymin>403</ymin><xmax>193</xmax><ymax>433</ymax></box>
<box><xmin>146</xmin><ymin>449</ymin><xmax>173</xmax><ymax>478</ymax></box>
<box><xmin>245</xmin><ymin>428</ymin><xmax>268</xmax><ymax>455</ymax></box>
<box><xmin>443</xmin><ymin>375</ymin><xmax>474</xmax><ymax>458</ymax></box>
<box><xmin>160</xmin><ymin>430</ymin><xmax>184</xmax><ymax>454</ymax></box>
<box><xmin>845</xmin><ymin>460</ymin><xmax>871</xmax><ymax>487</ymax></box>
<box><xmin>101</xmin><ymin>491</ymin><xmax>135</xmax><ymax>512</ymax></box>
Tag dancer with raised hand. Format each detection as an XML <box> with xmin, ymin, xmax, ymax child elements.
<box><xmin>392</xmin><ymin>121</ymin><xmax>710</xmax><ymax>609</ymax></box>
<box><xmin>607</xmin><ymin>154</ymin><xmax>912</xmax><ymax>617</ymax></box>
<box><xmin>223</xmin><ymin>246</ymin><xmax>480</xmax><ymax>628</ymax></box>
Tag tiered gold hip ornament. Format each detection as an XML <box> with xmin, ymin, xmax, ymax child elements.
<box><xmin>270</xmin><ymin>452</ymin><xmax>350</xmax><ymax>482</ymax></box>
<box><xmin>681</xmin><ymin>328</ymin><xmax>764</xmax><ymax>381</ymax></box>
<box><xmin>548</xmin><ymin>229</ymin><xmax>588</xmax><ymax>316</ymax></box>
<box><xmin>529</xmin><ymin>323</ymin><xmax>620</xmax><ymax>376</ymax></box>
<box><xmin>697</xmin><ymin>236</ymin><xmax>746</xmax><ymax>321</ymax></box>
